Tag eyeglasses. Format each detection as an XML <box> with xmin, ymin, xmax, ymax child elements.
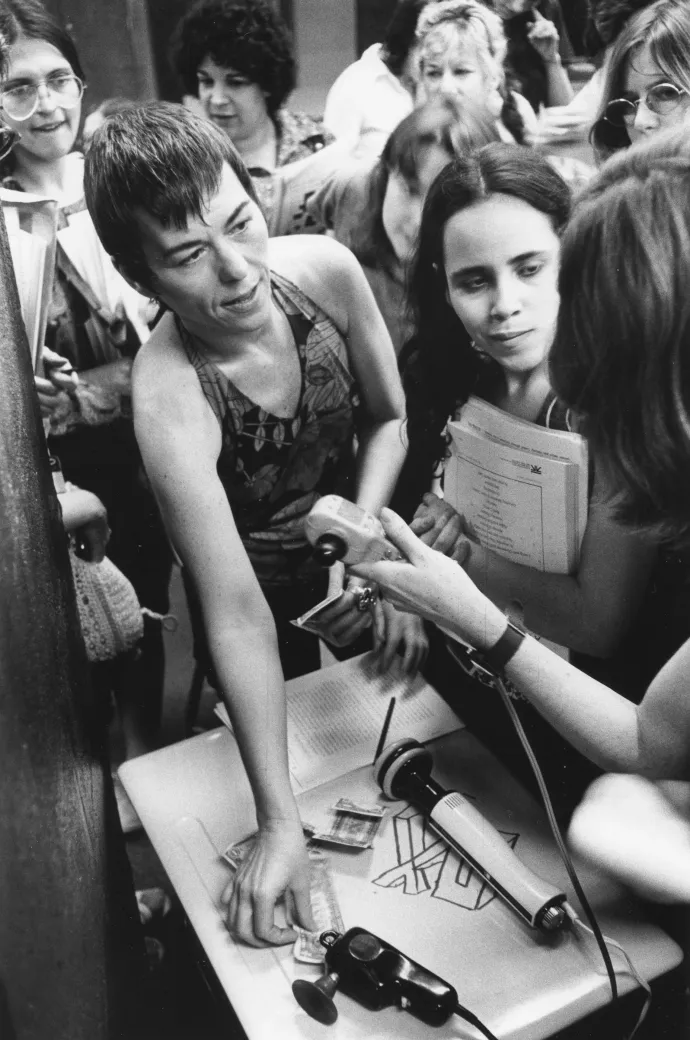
<box><xmin>604</xmin><ymin>82</ymin><xmax>689</xmax><ymax>128</ymax></box>
<box><xmin>0</xmin><ymin>126</ymin><xmax>19</xmax><ymax>160</ymax></box>
<box><xmin>0</xmin><ymin>73</ymin><xmax>85</xmax><ymax>122</ymax></box>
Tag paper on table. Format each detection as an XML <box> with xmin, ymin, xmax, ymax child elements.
<box><xmin>214</xmin><ymin>652</ymin><xmax>462</xmax><ymax>793</ymax></box>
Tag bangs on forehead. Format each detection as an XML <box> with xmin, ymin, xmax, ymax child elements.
<box><xmin>142</xmin><ymin>162</ymin><xmax>224</xmax><ymax>231</ymax></box>
<box><xmin>647</xmin><ymin>34</ymin><xmax>690</xmax><ymax>92</ymax></box>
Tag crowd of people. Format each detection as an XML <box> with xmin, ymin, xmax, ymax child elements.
<box><xmin>4</xmin><ymin>0</ymin><xmax>690</xmax><ymax>1011</ymax></box>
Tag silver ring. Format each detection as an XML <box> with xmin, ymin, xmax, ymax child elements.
<box><xmin>353</xmin><ymin>586</ymin><xmax>377</xmax><ymax>612</ymax></box>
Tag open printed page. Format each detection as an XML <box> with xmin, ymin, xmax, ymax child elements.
<box><xmin>215</xmin><ymin>652</ymin><xmax>462</xmax><ymax>793</ymax></box>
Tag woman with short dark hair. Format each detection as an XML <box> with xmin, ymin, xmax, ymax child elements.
<box><xmin>85</xmin><ymin>101</ymin><xmax>415</xmax><ymax>945</ymax></box>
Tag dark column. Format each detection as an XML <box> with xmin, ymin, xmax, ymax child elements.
<box><xmin>0</xmin><ymin>208</ymin><xmax>145</xmax><ymax>1033</ymax></box>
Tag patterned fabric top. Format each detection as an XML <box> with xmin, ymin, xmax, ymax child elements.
<box><xmin>181</xmin><ymin>270</ymin><xmax>358</xmax><ymax>586</ymax></box>
<box><xmin>249</xmin><ymin>108</ymin><xmax>334</xmax><ymax>234</ymax></box>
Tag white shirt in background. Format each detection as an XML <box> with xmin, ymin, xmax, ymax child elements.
<box><xmin>323</xmin><ymin>44</ymin><xmax>415</xmax><ymax>160</ymax></box>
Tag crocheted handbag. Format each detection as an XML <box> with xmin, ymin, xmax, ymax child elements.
<box><xmin>69</xmin><ymin>550</ymin><xmax>144</xmax><ymax>663</ymax></box>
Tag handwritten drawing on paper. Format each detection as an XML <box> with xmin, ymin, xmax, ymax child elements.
<box><xmin>372</xmin><ymin>804</ymin><xmax>519</xmax><ymax>913</ymax></box>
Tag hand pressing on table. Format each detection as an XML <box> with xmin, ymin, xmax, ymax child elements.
<box><xmin>221</xmin><ymin>818</ymin><xmax>315</xmax><ymax>946</ymax></box>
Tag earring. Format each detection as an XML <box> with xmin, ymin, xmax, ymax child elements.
<box><xmin>470</xmin><ymin>340</ymin><xmax>490</xmax><ymax>360</ymax></box>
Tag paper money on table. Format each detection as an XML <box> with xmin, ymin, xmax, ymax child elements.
<box><xmin>305</xmin><ymin>803</ymin><xmax>386</xmax><ymax>849</ymax></box>
<box><xmin>294</xmin><ymin>846</ymin><xmax>344</xmax><ymax>965</ymax></box>
<box><xmin>333</xmin><ymin>797</ymin><xmax>386</xmax><ymax>818</ymax></box>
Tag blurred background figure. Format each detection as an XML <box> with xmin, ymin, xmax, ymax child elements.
<box><xmin>488</xmin><ymin>0</ymin><xmax>575</xmax><ymax>109</ymax></box>
<box><xmin>323</xmin><ymin>0</ymin><xmax>428</xmax><ymax>159</ymax></box>
<box><xmin>590</xmin><ymin>0</ymin><xmax>690</xmax><ymax>162</ymax></box>
<box><xmin>82</xmin><ymin>96</ymin><xmax>136</xmax><ymax>150</ymax></box>
<box><xmin>169</xmin><ymin>0</ymin><xmax>333</xmax><ymax>227</ymax></box>
<box><xmin>310</xmin><ymin>95</ymin><xmax>498</xmax><ymax>354</ymax></box>
<box><xmin>415</xmin><ymin>0</ymin><xmax>538</xmax><ymax>143</ymax></box>
<box><xmin>532</xmin><ymin>0</ymin><xmax>657</xmax><ymax>148</ymax></box>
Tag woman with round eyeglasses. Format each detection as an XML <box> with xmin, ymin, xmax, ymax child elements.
<box><xmin>0</xmin><ymin>0</ymin><xmax>172</xmax><ymax>820</ymax></box>
<box><xmin>591</xmin><ymin>0</ymin><xmax>690</xmax><ymax>160</ymax></box>
<box><xmin>0</xmin><ymin>18</ymin><xmax>85</xmax><ymax>200</ymax></box>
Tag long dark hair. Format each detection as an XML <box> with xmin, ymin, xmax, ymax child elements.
<box><xmin>0</xmin><ymin>0</ymin><xmax>85</xmax><ymax>177</ymax></box>
<box><xmin>402</xmin><ymin>143</ymin><xmax>571</xmax><ymax>485</ymax></box>
<box><xmin>352</xmin><ymin>95</ymin><xmax>499</xmax><ymax>273</ymax></box>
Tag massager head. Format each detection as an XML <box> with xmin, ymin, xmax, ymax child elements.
<box><xmin>375</xmin><ymin>738</ymin><xmax>433</xmax><ymax>799</ymax></box>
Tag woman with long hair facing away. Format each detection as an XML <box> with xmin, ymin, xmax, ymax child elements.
<box><xmin>398</xmin><ymin>143</ymin><xmax>663</xmax><ymax>811</ymax></box>
<box><xmin>591</xmin><ymin>0</ymin><xmax>690</xmax><ymax>161</ymax></box>
<box><xmin>351</xmin><ymin>127</ymin><xmax>690</xmax><ymax>914</ymax></box>
<box><xmin>309</xmin><ymin>95</ymin><xmax>499</xmax><ymax>354</ymax></box>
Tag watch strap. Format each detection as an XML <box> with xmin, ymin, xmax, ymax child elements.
<box><xmin>467</xmin><ymin>620</ymin><xmax>526</xmax><ymax>678</ymax></box>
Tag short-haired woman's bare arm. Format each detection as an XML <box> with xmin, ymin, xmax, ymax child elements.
<box><xmin>132</xmin><ymin>338</ymin><xmax>313</xmax><ymax>947</ymax></box>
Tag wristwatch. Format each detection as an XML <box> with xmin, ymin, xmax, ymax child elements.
<box><xmin>465</xmin><ymin>619</ymin><xmax>526</xmax><ymax>679</ymax></box>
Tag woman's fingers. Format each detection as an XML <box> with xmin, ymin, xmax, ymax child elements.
<box><xmin>430</xmin><ymin>515</ymin><xmax>465</xmax><ymax>556</ymax></box>
<box><xmin>326</xmin><ymin>559</ymin><xmax>345</xmax><ymax>597</ymax></box>
<box><xmin>289</xmin><ymin>875</ymin><xmax>315</xmax><ymax>933</ymax></box>
<box><xmin>35</xmin><ymin>375</ymin><xmax>58</xmax><ymax>396</ymax></box>
<box><xmin>379</xmin><ymin>508</ymin><xmax>427</xmax><ymax>562</ymax></box>
<box><xmin>410</xmin><ymin>512</ymin><xmax>436</xmax><ymax>539</ymax></box>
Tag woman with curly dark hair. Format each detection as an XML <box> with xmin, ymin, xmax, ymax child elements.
<box><xmin>170</xmin><ymin>0</ymin><xmax>332</xmax><ymax>179</ymax></box>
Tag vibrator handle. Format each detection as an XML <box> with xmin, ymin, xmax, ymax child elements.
<box><xmin>431</xmin><ymin>792</ymin><xmax>567</xmax><ymax>930</ymax></box>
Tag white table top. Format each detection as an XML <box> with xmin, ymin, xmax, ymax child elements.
<box><xmin>121</xmin><ymin>726</ymin><xmax>682</xmax><ymax>1040</ymax></box>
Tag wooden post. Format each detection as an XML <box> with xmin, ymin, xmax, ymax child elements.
<box><xmin>0</xmin><ymin>206</ymin><xmax>145</xmax><ymax>1034</ymax></box>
